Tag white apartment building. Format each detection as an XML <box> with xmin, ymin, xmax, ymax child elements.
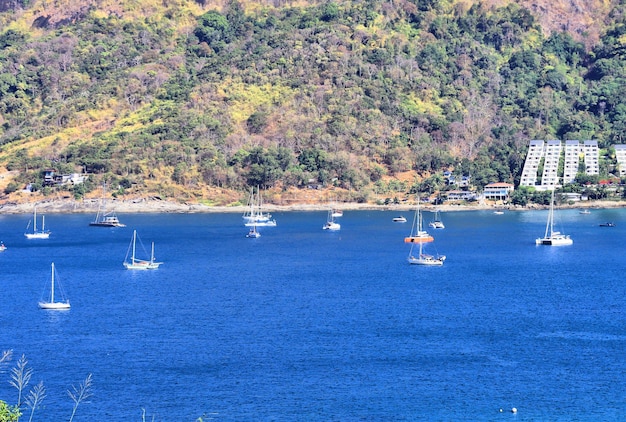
<box><xmin>563</xmin><ymin>140</ymin><xmax>580</xmax><ymax>184</ymax></box>
<box><xmin>520</xmin><ymin>140</ymin><xmax>604</xmax><ymax>188</ymax></box>
<box><xmin>541</xmin><ymin>140</ymin><xmax>562</xmax><ymax>187</ymax></box>
<box><xmin>614</xmin><ymin>144</ymin><xmax>626</xmax><ymax>176</ymax></box>
<box><xmin>582</xmin><ymin>140</ymin><xmax>599</xmax><ymax>175</ymax></box>
<box><xmin>519</xmin><ymin>140</ymin><xmax>544</xmax><ymax>187</ymax></box>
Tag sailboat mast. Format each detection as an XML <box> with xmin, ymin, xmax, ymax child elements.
<box><xmin>151</xmin><ymin>242</ymin><xmax>155</xmax><ymax>263</ymax></box>
<box><xmin>50</xmin><ymin>262</ymin><xmax>55</xmax><ymax>303</ymax></box>
<box><xmin>545</xmin><ymin>189</ymin><xmax>555</xmax><ymax>237</ymax></box>
<box><xmin>33</xmin><ymin>209</ymin><xmax>37</xmax><ymax>232</ymax></box>
<box><xmin>132</xmin><ymin>230</ymin><xmax>137</xmax><ymax>264</ymax></box>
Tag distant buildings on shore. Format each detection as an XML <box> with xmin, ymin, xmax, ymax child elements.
<box><xmin>518</xmin><ymin>140</ymin><xmax>624</xmax><ymax>190</ymax></box>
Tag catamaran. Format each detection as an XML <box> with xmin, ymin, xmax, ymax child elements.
<box><xmin>536</xmin><ymin>189</ymin><xmax>573</xmax><ymax>246</ymax></box>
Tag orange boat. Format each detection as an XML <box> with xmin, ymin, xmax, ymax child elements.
<box><xmin>404</xmin><ymin>232</ymin><xmax>434</xmax><ymax>243</ymax></box>
<box><xmin>404</xmin><ymin>198</ymin><xmax>434</xmax><ymax>243</ymax></box>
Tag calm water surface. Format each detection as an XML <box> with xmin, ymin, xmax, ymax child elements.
<box><xmin>0</xmin><ymin>208</ymin><xmax>624</xmax><ymax>421</ymax></box>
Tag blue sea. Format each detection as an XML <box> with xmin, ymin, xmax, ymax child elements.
<box><xmin>0</xmin><ymin>208</ymin><xmax>624</xmax><ymax>421</ymax></box>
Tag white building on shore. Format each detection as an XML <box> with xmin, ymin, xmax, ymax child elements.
<box><xmin>520</xmin><ymin>140</ymin><xmax>602</xmax><ymax>190</ymax></box>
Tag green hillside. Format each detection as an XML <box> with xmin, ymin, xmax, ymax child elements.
<box><xmin>1</xmin><ymin>0</ymin><xmax>626</xmax><ymax>205</ymax></box>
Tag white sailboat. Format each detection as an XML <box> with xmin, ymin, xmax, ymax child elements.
<box><xmin>90</xmin><ymin>183</ymin><xmax>125</xmax><ymax>227</ymax></box>
<box><xmin>246</xmin><ymin>225</ymin><xmax>261</xmax><ymax>238</ymax></box>
<box><xmin>428</xmin><ymin>209</ymin><xmax>445</xmax><ymax>229</ymax></box>
<box><xmin>536</xmin><ymin>189</ymin><xmax>573</xmax><ymax>246</ymax></box>
<box><xmin>331</xmin><ymin>208</ymin><xmax>343</xmax><ymax>218</ymax></box>
<box><xmin>243</xmin><ymin>187</ymin><xmax>276</xmax><ymax>227</ymax></box>
<box><xmin>322</xmin><ymin>209</ymin><xmax>341</xmax><ymax>230</ymax></box>
<box><xmin>408</xmin><ymin>239</ymin><xmax>446</xmax><ymax>266</ymax></box>
<box><xmin>407</xmin><ymin>199</ymin><xmax>445</xmax><ymax>265</ymax></box>
<box><xmin>123</xmin><ymin>230</ymin><xmax>162</xmax><ymax>269</ymax></box>
<box><xmin>24</xmin><ymin>208</ymin><xmax>51</xmax><ymax>239</ymax></box>
<box><xmin>38</xmin><ymin>262</ymin><xmax>70</xmax><ymax>310</ymax></box>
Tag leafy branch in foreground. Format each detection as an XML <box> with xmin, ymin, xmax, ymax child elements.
<box><xmin>24</xmin><ymin>381</ymin><xmax>46</xmax><ymax>422</ymax></box>
<box><xmin>68</xmin><ymin>373</ymin><xmax>93</xmax><ymax>422</ymax></box>
<box><xmin>9</xmin><ymin>355</ymin><xmax>32</xmax><ymax>408</ymax></box>
<box><xmin>1</xmin><ymin>350</ymin><xmax>93</xmax><ymax>421</ymax></box>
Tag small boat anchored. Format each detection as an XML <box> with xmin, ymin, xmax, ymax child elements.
<box><xmin>25</xmin><ymin>208</ymin><xmax>50</xmax><ymax>239</ymax></box>
<box><xmin>428</xmin><ymin>209</ymin><xmax>445</xmax><ymax>229</ymax></box>
<box><xmin>123</xmin><ymin>230</ymin><xmax>162</xmax><ymax>270</ymax></box>
<box><xmin>323</xmin><ymin>209</ymin><xmax>341</xmax><ymax>231</ymax></box>
<box><xmin>38</xmin><ymin>262</ymin><xmax>70</xmax><ymax>310</ymax></box>
<box><xmin>393</xmin><ymin>216</ymin><xmax>407</xmax><ymax>223</ymax></box>
<box><xmin>404</xmin><ymin>200</ymin><xmax>434</xmax><ymax>243</ymax></box>
<box><xmin>246</xmin><ymin>225</ymin><xmax>261</xmax><ymax>238</ymax></box>
<box><xmin>90</xmin><ymin>183</ymin><xmax>125</xmax><ymax>227</ymax></box>
<box><xmin>536</xmin><ymin>189</ymin><xmax>573</xmax><ymax>246</ymax></box>
<box><xmin>243</xmin><ymin>187</ymin><xmax>277</xmax><ymax>227</ymax></box>
<box><xmin>406</xmin><ymin>197</ymin><xmax>445</xmax><ymax>265</ymax></box>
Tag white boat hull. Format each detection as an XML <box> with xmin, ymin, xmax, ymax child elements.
<box><xmin>536</xmin><ymin>236</ymin><xmax>573</xmax><ymax>246</ymax></box>
<box><xmin>408</xmin><ymin>255</ymin><xmax>446</xmax><ymax>266</ymax></box>
<box><xmin>38</xmin><ymin>301</ymin><xmax>70</xmax><ymax>310</ymax></box>
<box><xmin>323</xmin><ymin>222</ymin><xmax>341</xmax><ymax>230</ymax></box>
<box><xmin>245</xmin><ymin>220</ymin><xmax>276</xmax><ymax>227</ymax></box>
<box><xmin>123</xmin><ymin>261</ymin><xmax>161</xmax><ymax>270</ymax></box>
<box><xmin>25</xmin><ymin>232</ymin><xmax>50</xmax><ymax>239</ymax></box>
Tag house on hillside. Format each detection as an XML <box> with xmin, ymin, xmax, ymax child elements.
<box><xmin>483</xmin><ymin>182</ymin><xmax>515</xmax><ymax>201</ymax></box>
<box><xmin>42</xmin><ymin>169</ymin><xmax>87</xmax><ymax>186</ymax></box>
<box><xmin>445</xmin><ymin>190</ymin><xmax>476</xmax><ymax>201</ymax></box>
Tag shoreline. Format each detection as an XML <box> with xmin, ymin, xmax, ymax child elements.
<box><xmin>1</xmin><ymin>197</ymin><xmax>625</xmax><ymax>214</ymax></box>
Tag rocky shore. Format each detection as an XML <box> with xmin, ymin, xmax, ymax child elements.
<box><xmin>0</xmin><ymin>197</ymin><xmax>624</xmax><ymax>214</ymax></box>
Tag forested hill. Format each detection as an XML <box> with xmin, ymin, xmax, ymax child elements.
<box><xmin>1</xmin><ymin>0</ymin><xmax>626</xmax><ymax>206</ymax></box>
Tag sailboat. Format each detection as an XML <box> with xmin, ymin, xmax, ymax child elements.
<box><xmin>123</xmin><ymin>230</ymin><xmax>162</xmax><ymax>269</ymax></box>
<box><xmin>536</xmin><ymin>189</ymin><xmax>573</xmax><ymax>246</ymax></box>
<box><xmin>322</xmin><ymin>209</ymin><xmax>341</xmax><ymax>230</ymax></box>
<box><xmin>406</xmin><ymin>198</ymin><xmax>445</xmax><ymax>265</ymax></box>
<box><xmin>90</xmin><ymin>183</ymin><xmax>125</xmax><ymax>227</ymax></box>
<box><xmin>24</xmin><ymin>208</ymin><xmax>51</xmax><ymax>239</ymax></box>
<box><xmin>38</xmin><ymin>262</ymin><xmax>70</xmax><ymax>310</ymax></box>
<box><xmin>404</xmin><ymin>199</ymin><xmax>434</xmax><ymax>243</ymax></box>
<box><xmin>246</xmin><ymin>224</ymin><xmax>261</xmax><ymax>238</ymax></box>
<box><xmin>408</xmin><ymin>239</ymin><xmax>446</xmax><ymax>266</ymax></box>
<box><xmin>428</xmin><ymin>209</ymin><xmax>445</xmax><ymax>229</ymax></box>
<box><xmin>243</xmin><ymin>187</ymin><xmax>276</xmax><ymax>227</ymax></box>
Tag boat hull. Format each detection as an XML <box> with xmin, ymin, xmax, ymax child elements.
<box><xmin>408</xmin><ymin>255</ymin><xmax>446</xmax><ymax>266</ymax></box>
<box><xmin>90</xmin><ymin>221</ymin><xmax>126</xmax><ymax>227</ymax></box>
<box><xmin>536</xmin><ymin>236</ymin><xmax>573</xmax><ymax>246</ymax></box>
<box><xmin>123</xmin><ymin>261</ymin><xmax>161</xmax><ymax>270</ymax></box>
<box><xmin>38</xmin><ymin>301</ymin><xmax>70</xmax><ymax>310</ymax></box>
<box><xmin>25</xmin><ymin>232</ymin><xmax>50</xmax><ymax>239</ymax></box>
<box><xmin>404</xmin><ymin>236</ymin><xmax>434</xmax><ymax>243</ymax></box>
<box><xmin>245</xmin><ymin>220</ymin><xmax>276</xmax><ymax>227</ymax></box>
<box><xmin>323</xmin><ymin>222</ymin><xmax>341</xmax><ymax>230</ymax></box>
